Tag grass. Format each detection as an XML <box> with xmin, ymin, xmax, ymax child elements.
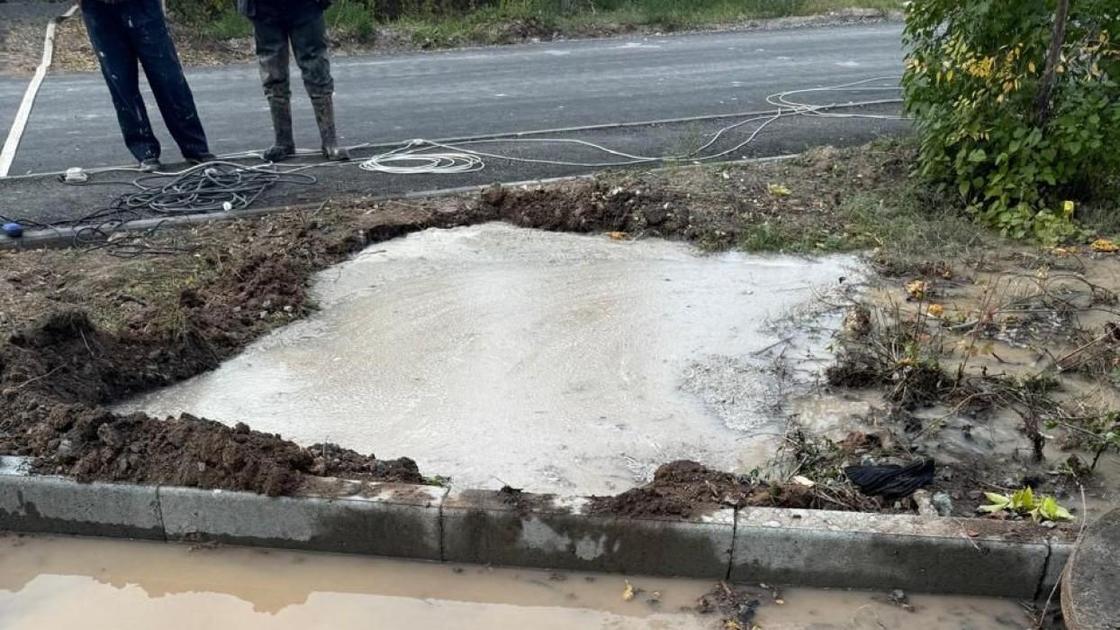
<box><xmin>692</xmin><ymin>138</ymin><xmax>991</xmax><ymax>271</ymax></box>
<box><xmin>177</xmin><ymin>0</ymin><xmax>903</xmax><ymax>46</ymax></box>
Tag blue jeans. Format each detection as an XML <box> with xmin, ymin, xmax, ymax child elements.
<box><xmin>81</xmin><ymin>0</ymin><xmax>210</xmax><ymax>162</ymax></box>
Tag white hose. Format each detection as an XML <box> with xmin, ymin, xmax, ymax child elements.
<box><xmin>356</xmin><ymin>77</ymin><xmax>904</xmax><ymax>175</ymax></box>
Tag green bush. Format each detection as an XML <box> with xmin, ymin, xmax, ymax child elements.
<box><xmin>902</xmin><ymin>0</ymin><xmax>1120</xmax><ymax>241</ymax></box>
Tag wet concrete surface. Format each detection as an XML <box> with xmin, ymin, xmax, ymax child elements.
<box><xmin>0</xmin><ymin>534</ymin><xmax>1036</xmax><ymax>630</ymax></box>
<box><xmin>119</xmin><ymin>224</ymin><xmax>855</xmax><ymax>493</ymax></box>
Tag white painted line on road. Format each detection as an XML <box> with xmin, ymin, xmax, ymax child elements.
<box><xmin>0</xmin><ymin>4</ymin><xmax>78</xmax><ymax>178</ymax></box>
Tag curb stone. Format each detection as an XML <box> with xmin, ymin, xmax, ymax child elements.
<box><xmin>442</xmin><ymin>489</ymin><xmax>735</xmax><ymax>577</ymax></box>
<box><xmin>160</xmin><ymin>483</ymin><xmax>446</xmax><ymax>560</ymax></box>
<box><xmin>0</xmin><ymin>474</ymin><xmax>163</xmax><ymax>540</ymax></box>
<box><xmin>0</xmin><ymin>459</ymin><xmax>1071</xmax><ymax>597</ymax></box>
<box><xmin>731</xmin><ymin>506</ymin><xmax>1060</xmax><ymax>598</ymax></box>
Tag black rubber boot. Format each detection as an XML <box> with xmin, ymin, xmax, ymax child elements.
<box><xmin>311</xmin><ymin>95</ymin><xmax>350</xmax><ymax>161</ymax></box>
<box><xmin>263</xmin><ymin>97</ymin><xmax>295</xmax><ymax>162</ymax></box>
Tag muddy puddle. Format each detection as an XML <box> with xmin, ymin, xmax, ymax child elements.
<box><xmin>0</xmin><ymin>534</ymin><xmax>1036</xmax><ymax>630</ymax></box>
<box><xmin>117</xmin><ymin>224</ymin><xmax>856</xmax><ymax>493</ymax></box>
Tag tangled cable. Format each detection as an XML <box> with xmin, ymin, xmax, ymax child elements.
<box><xmin>121</xmin><ymin>162</ymin><xmax>317</xmax><ymax>214</ymax></box>
<box><xmin>358</xmin><ymin>141</ymin><xmax>484</xmax><ymax>175</ymax></box>
<box><xmin>2</xmin><ymin>162</ymin><xmax>316</xmax><ymax>257</ymax></box>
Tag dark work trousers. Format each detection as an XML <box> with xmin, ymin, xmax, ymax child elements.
<box><xmin>80</xmin><ymin>0</ymin><xmax>210</xmax><ymax>162</ymax></box>
<box><xmin>252</xmin><ymin>9</ymin><xmax>335</xmax><ymax>101</ymax></box>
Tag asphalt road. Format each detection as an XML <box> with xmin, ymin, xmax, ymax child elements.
<box><xmin>0</xmin><ymin>22</ymin><xmax>907</xmax><ymax>224</ymax></box>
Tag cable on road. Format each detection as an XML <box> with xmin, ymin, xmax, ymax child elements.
<box><xmin>1</xmin><ymin>162</ymin><xmax>316</xmax><ymax>256</ymax></box>
<box><xmin>353</xmin><ymin>76</ymin><xmax>904</xmax><ymax>174</ymax></box>
<box><xmin>2</xmin><ymin>77</ymin><xmax>904</xmax><ymax>256</ymax></box>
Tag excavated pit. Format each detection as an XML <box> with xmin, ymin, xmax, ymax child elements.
<box><xmin>117</xmin><ymin>224</ymin><xmax>857</xmax><ymax>493</ymax></box>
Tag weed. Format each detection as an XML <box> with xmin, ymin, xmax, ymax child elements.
<box><xmin>978</xmin><ymin>487</ymin><xmax>1075</xmax><ymax>522</ymax></box>
<box><xmin>170</xmin><ymin>0</ymin><xmax>903</xmax><ymax>50</ymax></box>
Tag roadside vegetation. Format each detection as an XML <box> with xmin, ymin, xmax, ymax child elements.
<box><xmin>172</xmin><ymin>0</ymin><xmax>904</xmax><ymax>44</ymax></box>
<box><xmin>903</xmin><ymin>0</ymin><xmax>1120</xmax><ymax>242</ymax></box>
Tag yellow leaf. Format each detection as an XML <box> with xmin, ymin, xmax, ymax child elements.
<box><xmin>622</xmin><ymin>580</ymin><xmax>635</xmax><ymax>601</ymax></box>
<box><xmin>767</xmin><ymin>183</ymin><xmax>792</xmax><ymax>197</ymax></box>
<box><xmin>928</xmin><ymin>304</ymin><xmax>945</xmax><ymax>318</ymax></box>
<box><xmin>1028</xmin><ymin>60</ymin><xmax>1037</xmax><ymax>73</ymax></box>
<box><xmin>906</xmin><ymin>280</ymin><xmax>929</xmax><ymax>300</ymax></box>
<box><xmin>1091</xmin><ymin>239</ymin><xmax>1119</xmax><ymax>253</ymax></box>
<box><xmin>1063</xmin><ymin>200</ymin><xmax>1075</xmax><ymax>218</ymax></box>
<box><xmin>607</xmin><ymin>231</ymin><xmax>628</xmax><ymax>241</ymax></box>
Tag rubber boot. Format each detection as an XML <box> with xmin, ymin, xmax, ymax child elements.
<box><xmin>311</xmin><ymin>95</ymin><xmax>350</xmax><ymax>161</ymax></box>
<box><xmin>263</xmin><ymin>97</ymin><xmax>295</xmax><ymax>163</ymax></box>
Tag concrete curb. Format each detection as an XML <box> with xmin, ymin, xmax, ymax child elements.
<box><xmin>0</xmin><ymin>464</ymin><xmax>1072</xmax><ymax>598</ymax></box>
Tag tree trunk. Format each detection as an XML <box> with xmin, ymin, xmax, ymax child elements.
<box><xmin>1035</xmin><ymin>0</ymin><xmax>1071</xmax><ymax>124</ymax></box>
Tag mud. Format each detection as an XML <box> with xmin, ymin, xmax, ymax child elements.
<box><xmin>0</xmin><ymin>534</ymin><xmax>1041</xmax><ymax>629</ymax></box>
<box><xmin>0</xmin><ymin>140</ymin><xmax>1115</xmax><ymax>524</ymax></box>
<box><xmin>806</xmin><ymin>250</ymin><xmax>1120</xmax><ymax>519</ymax></box>
<box><xmin>0</xmin><ymin>156</ymin><xmax>863</xmax><ymax>496</ymax></box>
<box><xmin>588</xmin><ymin>460</ymin><xmax>817</xmax><ymax>518</ymax></box>
<box><xmin>116</xmin><ymin>223</ymin><xmax>854</xmax><ymax>493</ymax></box>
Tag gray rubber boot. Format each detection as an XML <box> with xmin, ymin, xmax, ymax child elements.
<box><xmin>263</xmin><ymin>97</ymin><xmax>295</xmax><ymax>163</ymax></box>
<box><xmin>311</xmin><ymin>95</ymin><xmax>350</xmax><ymax>161</ymax></box>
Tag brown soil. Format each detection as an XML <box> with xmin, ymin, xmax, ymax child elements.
<box><xmin>587</xmin><ymin>460</ymin><xmax>817</xmax><ymax>518</ymax></box>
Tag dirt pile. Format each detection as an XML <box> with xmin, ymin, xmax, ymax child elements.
<box><xmin>0</xmin><ymin>207</ymin><xmax>433</xmax><ymax>495</ymax></box>
<box><xmin>588</xmin><ymin>461</ymin><xmax>816</xmax><ymax>518</ymax></box>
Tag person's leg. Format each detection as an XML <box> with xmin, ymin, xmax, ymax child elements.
<box><xmin>126</xmin><ymin>0</ymin><xmax>212</xmax><ymax>160</ymax></box>
<box><xmin>290</xmin><ymin>11</ymin><xmax>349</xmax><ymax>161</ymax></box>
<box><xmin>80</xmin><ymin>1</ymin><xmax>160</xmax><ymax>163</ymax></box>
<box><xmin>252</xmin><ymin>18</ymin><xmax>295</xmax><ymax>162</ymax></box>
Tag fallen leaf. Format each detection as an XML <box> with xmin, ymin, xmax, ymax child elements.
<box><xmin>767</xmin><ymin>183</ymin><xmax>792</xmax><ymax>197</ymax></box>
<box><xmin>906</xmin><ymin>280</ymin><xmax>929</xmax><ymax>300</ymax></box>
<box><xmin>792</xmin><ymin>475</ymin><xmax>815</xmax><ymax>487</ymax></box>
<box><xmin>608</xmin><ymin>231</ymin><xmax>628</xmax><ymax>241</ymax></box>
<box><xmin>1091</xmin><ymin>239</ymin><xmax>1118</xmax><ymax>253</ymax></box>
<box><xmin>623</xmin><ymin>580</ymin><xmax>635</xmax><ymax>601</ymax></box>
<box><xmin>928</xmin><ymin>304</ymin><xmax>945</xmax><ymax>318</ymax></box>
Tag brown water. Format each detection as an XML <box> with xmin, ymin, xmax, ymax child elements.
<box><xmin>117</xmin><ymin>224</ymin><xmax>854</xmax><ymax>494</ymax></box>
<box><xmin>0</xmin><ymin>535</ymin><xmax>1034</xmax><ymax>630</ymax></box>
